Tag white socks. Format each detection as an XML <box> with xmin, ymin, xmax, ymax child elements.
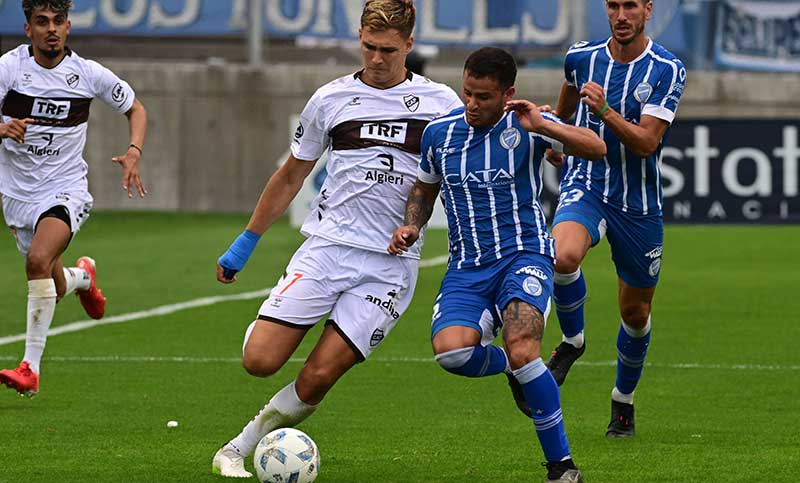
<box><xmin>563</xmin><ymin>331</ymin><xmax>585</xmax><ymax>349</ymax></box>
<box><xmin>612</xmin><ymin>386</ymin><xmax>634</xmax><ymax>404</ymax></box>
<box><xmin>553</xmin><ymin>268</ymin><xmax>582</xmax><ymax>286</ymax></box>
<box><xmin>62</xmin><ymin>267</ymin><xmax>91</xmax><ymax>296</ymax></box>
<box><xmin>22</xmin><ymin>279</ymin><xmax>57</xmax><ymax>375</ymax></box>
<box><xmin>622</xmin><ymin>317</ymin><xmax>651</xmax><ymax>338</ymax></box>
<box><xmin>227</xmin><ymin>381</ymin><xmax>318</xmax><ymax>457</ymax></box>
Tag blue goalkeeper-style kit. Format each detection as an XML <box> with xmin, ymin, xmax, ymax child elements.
<box><xmin>554</xmin><ymin>38</ymin><xmax>685</xmax><ymax>287</ymax></box>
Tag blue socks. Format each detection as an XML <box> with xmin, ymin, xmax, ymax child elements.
<box><xmin>615</xmin><ymin>318</ymin><xmax>651</xmax><ymax>396</ymax></box>
<box><xmin>513</xmin><ymin>358</ymin><xmax>571</xmax><ymax>462</ymax></box>
<box><xmin>436</xmin><ymin>349</ymin><xmax>572</xmax><ymax>462</ymax></box>
<box><xmin>435</xmin><ymin>344</ymin><xmax>508</xmax><ymax>378</ymax></box>
<box><xmin>553</xmin><ymin>269</ymin><xmax>587</xmax><ymax>340</ymax></box>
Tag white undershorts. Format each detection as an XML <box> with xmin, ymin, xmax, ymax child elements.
<box><xmin>1</xmin><ymin>185</ymin><xmax>93</xmax><ymax>256</ymax></box>
<box><xmin>258</xmin><ymin>235</ymin><xmax>419</xmax><ymax>360</ymax></box>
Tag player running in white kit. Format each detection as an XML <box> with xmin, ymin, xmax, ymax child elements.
<box><xmin>211</xmin><ymin>1</ymin><xmax>461</xmax><ymax>477</ymax></box>
<box><xmin>0</xmin><ymin>0</ymin><xmax>147</xmax><ymax>397</ymax></box>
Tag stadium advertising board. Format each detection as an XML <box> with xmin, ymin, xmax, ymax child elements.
<box><xmin>0</xmin><ymin>0</ymin><xmax>709</xmax><ymax>65</ymax></box>
<box><xmin>538</xmin><ymin>119</ymin><xmax>800</xmax><ymax>224</ymax></box>
<box><xmin>0</xmin><ymin>0</ymin><xmax>571</xmax><ymax>47</ymax></box>
<box><xmin>0</xmin><ymin>0</ymin><xmax>688</xmax><ymax>54</ymax></box>
<box><xmin>714</xmin><ymin>0</ymin><xmax>800</xmax><ymax>72</ymax></box>
<box><xmin>657</xmin><ymin>119</ymin><xmax>800</xmax><ymax>223</ymax></box>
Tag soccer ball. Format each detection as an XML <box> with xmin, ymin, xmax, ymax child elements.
<box><xmin>253</xmin><ymin>428</ymin><xmax>320</xmax><ymax>483</ymax></box>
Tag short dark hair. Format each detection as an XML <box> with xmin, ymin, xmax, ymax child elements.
<box><xmin>22</xmin><ymin>0</ymin><xmax>72</xmax><ymax>21</ymax></box>
<box><xmin>463</xmin><ymin>47</ymin><xmax>517</xmax><ymax>91</ymax></box>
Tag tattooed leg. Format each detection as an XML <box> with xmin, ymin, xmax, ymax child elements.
<box><xmin>501</xmin><ymin>298</ymin><xmax>545</xmax><ymax>370</ymax></box>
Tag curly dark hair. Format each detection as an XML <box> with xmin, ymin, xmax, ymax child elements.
<box><xmin>22</xmin><ymin>0</ymin><xmax>72</xmax><ymax>21</ymax></box>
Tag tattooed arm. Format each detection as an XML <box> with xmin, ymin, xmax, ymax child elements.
<box><xmin>388</xmin><ymin>179</ymin><xmax>441</xmax><ymax>255</ymax></box>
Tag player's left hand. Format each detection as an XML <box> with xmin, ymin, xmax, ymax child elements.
<box><xmin>505</xmin><ymin>99</ymin><xmax>545</xmax><ymax>132</ymax></box>
<box><xmin>112</xmin><ymin>146</ymin><xmax>147</xmax><ymax>198</ymax></box>
<box><xmin>388</xmin><ymin>226</ymin><xmax>420</xmax><ymax>255</ymax></box>
<box><xmin>579</xmin><ymin>82</ymin><xmax>608</xmax><ymax>117</ymax></box>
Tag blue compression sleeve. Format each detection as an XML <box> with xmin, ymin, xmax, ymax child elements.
<box><xmin>218</xmin><ymin>230</ymin><xmax>261</xmax><ymax>278</ymax></box>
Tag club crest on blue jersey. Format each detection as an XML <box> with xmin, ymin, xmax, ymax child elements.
<box><xmin>522</xmin><ymin>276</ymin><xmax>543</xmax><ymax>297</ymax></box>
<box><xmin>634</xmin><ymin>82</ymin><xmax>653</xmax><ymax>104</ymax></box>
<box><xmin>499</xmin><ymin>127</ymin><xmax>521</xmax><ymax>150</ymax></box>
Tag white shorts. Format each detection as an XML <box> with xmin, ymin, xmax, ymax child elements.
<box><xmin>1</xmin><ymin>186</ymin><xmax>93</xmax><ymax>256</ymax></box>
<box><xmin>258</xmin><ymin>236</ymin><xmax>419</xmax><ymax>360</ymax></box>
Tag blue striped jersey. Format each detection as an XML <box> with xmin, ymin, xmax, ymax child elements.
<box><xmin>418</xmin><ymin>106</ymin><xmax>560</xmax><ymax>270</ymax></box>
<box><xmin>561</xmin><ymin>38</ymin><xmax>686</xmax><ymax>216</ymax></box>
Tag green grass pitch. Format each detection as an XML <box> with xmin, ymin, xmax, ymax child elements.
<box><xmin>0</xmin><ymin>212</ymin><xmax>798</xmax><ymax>482</ymax></box>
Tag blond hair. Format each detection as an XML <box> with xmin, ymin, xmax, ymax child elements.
<box><xmin>361</xmin><ymin>0</ymin><xmax>416</xmax><ymax>38</ymax></box>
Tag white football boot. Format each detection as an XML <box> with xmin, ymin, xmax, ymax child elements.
<box><xmin>212</xmin><ymin>446</ymin><xmax>252</xmax><ymax>478</ymax></box>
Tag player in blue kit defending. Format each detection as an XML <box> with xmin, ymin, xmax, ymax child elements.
<box><xmin>389</xmin><ymin>47</ymin><xmax>605</xmax><ymax>483</ymax></box>
<box><xmin>543</xmin><ymin>0</ymin><xmax>686</xmax><ymax>438</ymax></box>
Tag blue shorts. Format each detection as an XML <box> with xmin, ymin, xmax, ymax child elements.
<box><xmin>430</xmin><ymin>252</ymin><xmax>554</xmax><ymax>338</ymax></box>
<box><xmin>553</xmin><ymin>186</ymin><xmax>663</xmax><ymax>288</ymax></box>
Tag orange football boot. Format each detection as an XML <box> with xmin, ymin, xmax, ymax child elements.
<box><xmin>0</xmin><ymin>361</ymin><xmax>39</xmax><ymax>397</ymax></box>
<box><xmin>76</xmin><ymin>256</ymin><xmax>106</xmax><ymax>319</ymax></box>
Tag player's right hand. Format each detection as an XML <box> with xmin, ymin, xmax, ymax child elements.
<box><xmin>388</xmin><ymin>226</ymin><xmax>420</xmax><ymax>255</ymax></box>
<box><xmin>216</xmin><ymin>262</ymin><xmax>239</xmax><ymax>284</ymax></box>
<box><xmin>505</xmin><ymin>100</ymin><xmax>545</xmax><ymax>133</ymax></box>
<box><xmin>0</xmin><ymin>118</ymin><xmax>34</xmax><ymax>144</ymax></box>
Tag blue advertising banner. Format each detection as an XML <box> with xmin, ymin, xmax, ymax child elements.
<box><xmin>0</xmin><ymin>0</ymin><xmax>571</xmax><ymax>46</ymax></box>
<box><xmin>536</xmin><ymin>119</ymin><xmax>800</xmax><ymax>224</ymax></box>
<box><xmin>0</xmin><ymin>0</ymin><xmax>694</xmax><ymax>54</ymax></box>
<box><xmin>714</xmin><ymin>0</ymin><xmax>800</xmax><ymax>72</ymax></box>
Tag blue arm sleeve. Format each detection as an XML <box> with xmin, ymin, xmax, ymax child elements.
<box><xmin>218</xmin><ymin>229</ymin><xmax>261</xmax><ymax>279</ymax></box>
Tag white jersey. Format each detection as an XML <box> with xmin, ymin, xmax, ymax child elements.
<box><xmin>292</xmin><ymin>70</ymin><xmax>461</xmax><ymax>258</ymax></box>
<box><xmin>0</xmin><ymin>45</ymin><xmax>135</xmax><ymax>201</ymax></box>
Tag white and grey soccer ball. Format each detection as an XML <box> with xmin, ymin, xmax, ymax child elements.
<box><xmin>254</xmin><ymin>428</ymin><xmax>320</xmax><ymax>483</ymax></box>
